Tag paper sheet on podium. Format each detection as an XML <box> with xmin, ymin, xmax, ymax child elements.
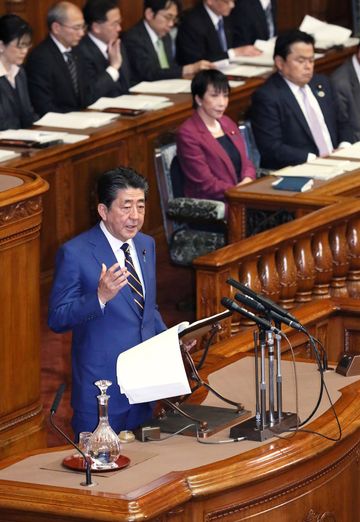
<box><xmin>117</xmin><ymin>324</ymin><xmax>191</xmax><ymax>404</ymax></box>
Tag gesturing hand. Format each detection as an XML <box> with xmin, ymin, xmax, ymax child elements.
<box><xmin>97</xmin><ymin>262</ymin><xmax>128</xmax><ymax>304</ymax></box>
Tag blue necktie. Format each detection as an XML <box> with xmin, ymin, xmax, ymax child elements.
<box><xmin>217</xmin><ymin>18</ymin><xmax>228</xmax><ymax>53</ymax></box>
<box><xmin>121</xmin><ymin>243</ymin><xmax>144</xmax><ymax>313</ymax></box>
<box><xmin>265</xmin><ymin>5</ymin><xmax>275</xmax><ymax>38</ymax></box>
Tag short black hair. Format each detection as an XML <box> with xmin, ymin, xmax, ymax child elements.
<box><xmin>274</xmin><ymin>30</ymin><xmax>315</xmax><ymax>60</ymax></box>
<box><xmin>83</xmin><ymin>0</ymin><xmax>118</xmax><ymax>27</ymax></box>
<box><xmin>191</xmin><ymin>69</ymin><xmax>230</xmax><ymax>109</ymax></box>
<box><xmin>144</xmin><ymin>0</ymin><xmax>180</xmax><ymax>15</ymax></box>
<box><xmin>0</xmin><ymin>14</ymin><xmax>32</xmax><ymax>45</ymax></box>
<box><xmin>97</xmin><ymin>167</ymin><xmax>149</xmax><ymax>208</ymax></box>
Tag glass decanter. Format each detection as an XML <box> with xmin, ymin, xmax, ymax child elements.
<box><xmin>87</xmin><ymin>380</ymin><xmax>122</xmax><ymax>470</ymax></box>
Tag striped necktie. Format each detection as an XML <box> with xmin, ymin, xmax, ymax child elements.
<box><xmin>121</xmin><ymin>243</ymin><xmax>144</xmax><ymax>313</ymax></box>
<box><xmin>64</xmin><ymin>51</ymin><xmax>79</xmax><ymax>98</ymax></box>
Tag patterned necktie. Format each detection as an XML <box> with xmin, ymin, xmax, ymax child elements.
<box><xmin>121</xmin><ymin>243</ymin><xmax>144</xmax><ymax>313</ymax></box>
<box><xmin>64</xmin><ymin>51</ymin><xmax>79</xmax><ymax>97</ymax></box>
<box><xmin>217</xmin><ymin>18</ymin><xmax>228</xmax><ymax>53</ymax></box>
<box><xmin>300</xmin><ymin>87</ymin><xmax>330</xmax><ymax>157</ymax></box>
<box><xmin>265</xmin><ymin>4</ymin><xmax>275</xmax><ymax>38</ymax></box>
<box><xmin>156</xmin><ymin>39</ymin><xmax>169</xmax><ymax>69</ymax></box>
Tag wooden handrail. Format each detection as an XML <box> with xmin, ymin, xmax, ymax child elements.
<box><xmin>194</xmin><ymin>198</ymin><xmax>360</xmax><ymax>336</ymax></box>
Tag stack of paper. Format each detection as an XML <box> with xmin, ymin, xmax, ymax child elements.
<box><xmin>117</xmin><ymin>324</ymin><xmax>191</xmax><ymax>404</ymax></box>
<box><xmin>271</xmin><ymin>163</ymin><xmax>344</xmax><ymax>180</ymax></box>
<box><xmin>0</xmin><ymin>129</ymin><xmax>89</xmax><ymax>144</ymax></box>
<box><xmin>308</xmin><ymin>157</ymin><xmax>360</xmax><ymax>171</ymax></box>
<box><xmin>330</xmin><ymin>142</ymin><xmax>360</xmax><ymax>160</ymax></box>
<box><xmin>88</xmin><ymin>94</ymin><xmax>173</xmax><ymax>111</ymax></box>
<box><xmin>34</xmin><ymin>111</ymin><xmax>118</xmax><ymax>130</ymax></box>
<box><xmin>130</xmin><ymin>79</ymin><xmax>191</xmax><ymax>94</ymax></box>
<box><xmin>0</xmin><ymin>149</ymin><xmax>20</xmax><ymax>162</ymax></box>
<box><xmin>300</xmin><ymin>15</ymin><xmax>352</xmax><ymax>49</ymax></box>
<box><xmin>216</xmin><ymin>62</ymin><xmax>272</xmax><ymax>77</ymax></box>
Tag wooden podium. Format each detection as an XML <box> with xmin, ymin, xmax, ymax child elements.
<box><xmin>0</xmin><ymin>167</ymin><xmax>48</xmax><ymax>459</ymax></box>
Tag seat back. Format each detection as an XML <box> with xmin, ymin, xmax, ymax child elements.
<box><xmin>239</xmin><ymin>120</ymin><xmax>261</xmax><ymax>170</ymax></box>
<box><xmin>154</xmin><ymin>135</ymin><xmax>180</xmax><ymax>243</ymax></box>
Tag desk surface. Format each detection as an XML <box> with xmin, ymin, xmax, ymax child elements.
<box><xmin>1</xmin><ymin>356</ymin><xmax>360</xmax><ymax>521</ymax></box>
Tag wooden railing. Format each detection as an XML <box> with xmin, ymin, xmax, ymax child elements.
<box><xmin>194</xmin><ymin>198</ymin><xmax>360</xmax><ymax>337</ymax></box>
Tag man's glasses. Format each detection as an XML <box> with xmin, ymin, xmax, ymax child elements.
<box><xmin>59</xmin><ymin>23</ymin><xmax>86</xmax><ymax>32</ymax></box>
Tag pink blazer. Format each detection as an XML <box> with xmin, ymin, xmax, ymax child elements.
<box><xmin>176</xmin><ymin>111</ymin><xmax>256</xmax><ymax>201</ymax></box>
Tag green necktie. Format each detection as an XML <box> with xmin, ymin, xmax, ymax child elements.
<box><xmin>156</xmin><ymin>38</ymin><xmax>169</xmax><ymax>69</ymax></box>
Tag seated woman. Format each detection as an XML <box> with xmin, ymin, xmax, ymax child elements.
<box><xmin>0</xmin><ymin>14</ymin><xmax>37</xmax><ymax>130</ymax></box>
<box><xmin>176</xmin><ymin>69</ymin><xmax>255</xmax><ymax>203</ymax></box>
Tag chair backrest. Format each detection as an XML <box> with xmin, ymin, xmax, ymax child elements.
<box><xmin>154</xmin><ymin>136</ymin><xmax>180</xmax><ymax>242</ymax></box>
<box><xmin>239</xmin><ymin>120</ymin><xmax>261</xmax><ymax>169</ymax></box>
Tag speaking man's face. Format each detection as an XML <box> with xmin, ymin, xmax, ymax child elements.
<box><xmin>275</xmin><ymin>42</ymin><xmax>315</xmax><ymax>87</ymax></box>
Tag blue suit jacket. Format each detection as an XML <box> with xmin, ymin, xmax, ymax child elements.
<box><xmin>250</xmin><ymin>72</ymin><xmax>339</xmax><ymax>170</ymax></box>
<box><xmin>48</xmin><ymin>224</ymin><xmax>166</xmax><ymax>424</ymax></box>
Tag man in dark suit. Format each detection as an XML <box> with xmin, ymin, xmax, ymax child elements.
<box><xmin>48</xmin><ymin>166</ymin><xmax>167</xmax><ymax>438</ymax></box>
<box><xmin>26</xmin><ymin>1</ymin><xmax>88</xmax><ymax>116</ymax></box>
<box><xmin>176</xmin><ymin>0</ymin><xmax>261</xmax><ymax>66</ymax></box>
<box><xmin>122</xmin><ymin>0</ymin><xmax>213</xmax><ymax>83</ymax></box>
<box><xmin>331</xmin><ymin>46</ymin><xmax>360</xmax><ymax>143</ymax></box>
<box><xmin>78</xmin><ymin>0</ymin><xmax>132</xmax><ymax>99</ymax></box>
<box><xmin>230</xmin><ymin>0</ymin><xmax>277</xmax><ymax>46</ymax></box>
<box><xmin>250</xmin><ymin>30</ymin><xmax>343</xmax><ymax>170</ymax></box>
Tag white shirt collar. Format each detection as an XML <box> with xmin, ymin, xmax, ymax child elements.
<box><xmin>0</xmin><ymin>60</ymin><xmax>20</xmax><ymax>83</ymax></box>
<box><xmin>352</xmin><ymin>54</ymin><xmax>360</xmax><ymax>85</ymax></box>
<box><xmin>203</xmin><ymin>3</ymin><xmax>222</xmax><ymax>28</ymax></box>
<box><xmin>88</xmin><ymin>32</ymin><xmax>108</xmax><ymax>58</ymax></box>
<box><xmin>50</xmin><ymin>34</ymin><xmax>72</xmax><ymax>54</ymax></box>
<box><xmin>259</xmin><ymin>0</ymin><xmax>271</xmax><ymax>9</ymax></box>
<box><xmin>143</xmin><ymin>20</ymin><xmax>161</xmax><ymax>47</ymax></box>
<box><xmin>100</xmin><ymin>221</ymin><xmax>135</xmax><ymax>255</ymax></box>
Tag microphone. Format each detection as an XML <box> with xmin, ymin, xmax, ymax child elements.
<box><xmin>227</xmin><ymin>278</ymin><xmax>297</xmax><ymax>322</ymax></box>
<box><xmin>50</xmin><ymin>384</ymin><xmax>95</xmax><ymax>487</ymax></box>
<box><xmin>221</xmin><ymin>297</ymin><xmax>281</xmax><ymax>334</ymax></box>
<box><xmin>234</xmin><ymin>292</ymin><xmax>307</xmax><ymax>334</ymax></box>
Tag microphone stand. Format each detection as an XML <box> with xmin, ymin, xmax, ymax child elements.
<box><xmin>50</xmin><ymin>384</ymin><xmax>96</xmax><ymax>487</ymax></box>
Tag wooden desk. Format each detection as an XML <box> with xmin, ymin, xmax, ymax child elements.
<box><xmin>0</xmin><ymin>46</ymin><xmax>354</xmax><ymax>283</ymax></box>
<box><xmin>1</xmin><ymin>300</ymin><xmax>360</xmax><ymax>521</ymax></box>
<box><xmin>226</xmin><ymin>167</ymin><xmax>360</xmax><ymax>242</ymax></box>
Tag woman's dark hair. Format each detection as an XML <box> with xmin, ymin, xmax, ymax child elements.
<box><xmin>97</xmin><ymin>166</ymin><xmax>149</xmax><ymax>208</ymax></box>
<box><xmin>191</xmin><ymin>69</ymin><xmax>230</xmax><ymax>109</ymax></box>
<box><xmin>0</xmin><ymin>14</ymin><xmax>32</xmax><ymax>46</ymax></box>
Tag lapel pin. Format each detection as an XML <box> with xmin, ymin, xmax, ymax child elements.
<box><xmin>142</xmin><ymin>249</ymin><xmax>146</xmax><ymax>262</ymax></box>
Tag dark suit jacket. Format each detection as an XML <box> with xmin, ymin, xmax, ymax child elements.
<box><xmin>231</xmin><ymin>0</ymin><xmax>277</xmax><ymax>46</ymax></box>
<box><xmin>48</xmin><ymin>224</ymin><xmax>166</xmax><ymax>432</ymax></box>
<box><xmin>77</xmin><ymin>34</ymin><xmax>131</xmax><ymax>99</ymax></box>
<box><xmin>0</xmin><ymin>67</ymin><xmax>37</xmax><ymax>130</ymax></box>
<box><xmin>25</xmin><ymin>36</ymin><xmax>90</xmax><ymax>116</ymax></box>
<box><xmin>250</xmin><ymin>72</ymin><xmax>339</xmax><ymax>170</ymax></box>
<box><xmin>176</xmin><ymin>111</ymin><xmax>256</xmax><ymax>201</ymax></box>
<box><xmin>122</xmin><ymin>21</ymin><xmax>182</xmax><ymax>82</ymax></box>
<box><xmin>331</xmin><ymin>58</ymin><xmax>360</xmax><ymax>143</ymax></box>
<box><xmin>176</xmin><ymin>4</ymin><xmax>234</xmax><ymax>65</ymax></box>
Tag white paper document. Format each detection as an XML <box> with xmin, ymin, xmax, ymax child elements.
<box><xmin>330</xmin><ymin>141</ymin><xmax>360</xmax><ymax>160</ymax></box>
<box><xmin>34</xmin><ymin>111</ymin><xmax>118</xmax><ymax>129</ymax></box>
<box><xmin>271</xmin><ymin>163</ymin><xmax>344</xmax><ymax>180</ymax></box>
<box><xmin>300</xmin><ymin>15</ymin><xmax>352</xmax><ymax>48</ymax></box>
<box><xmin>308</xmin><ymin>157</ymin><xmax>360</xmax><ymax>171</ymax></box>
<box><xmin>215</xmin><ymin>60</ymin><xmax>272</xmax><ymax>77</ymax></box>
<box><xmin>0</xmin><ymin>149</ymin><xmax>20</xmax><ymax>162</ymax></box>
<box><xmin>130</xmin><ymin>79</ymin><xmax>191</xmax><ymax>94</ymax></box>
<box><xmin>0</xmin><ymin>129</ymin><xmax>89</xmax><ymax>144</ymax></box>
<box><xmin>117</xmin><ymin>324</ymin><xmax>191</xmax><ymax>404</ymax></box>
<box><xmin>88</xmin><ymin>94</ymin><xmax>173</xmax><ymax>111</ymax></box>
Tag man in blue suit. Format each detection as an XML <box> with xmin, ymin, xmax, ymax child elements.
<box><xmin>250</xmin><ymin>30</ymin><xmax>344</xmax><ymax>170</ymax></box>
<box><xmin>48</xmin><ymin>167</ymin><xmax>167</xmax><ymax>438</ymax></box>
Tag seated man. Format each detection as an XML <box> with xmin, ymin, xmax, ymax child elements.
<box><xmin>78</xmin><ymin>0</ymin><xmax>132</xmax><ymax>99</ymax></box>
<box><xmin>230</xmin><ymin>0</ymin><xmax>277</xmax><ymax>46</ymax></box>
<box><xmin>122</xmin><ymin>0</ymin><xmax>213</xmax><ymax>83</ymax></box>
<box><xmin>176</xmin><ymin>0</ymin><xmax>261</xmax><ymax>66</ymax></box>
<box><xmin>250</xmin><ymin>30</ymin><xmax>345</xmax><ymax>170</ymax></box>
<box><xmin>331</xmin><ymin>45</ymin><xmax>360</xmax><ymax>143</ymax></box>
<box><xmin>26</xmin><ymin>1</ymin><xmax>89</xmax><ymax>115</ymax></box>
